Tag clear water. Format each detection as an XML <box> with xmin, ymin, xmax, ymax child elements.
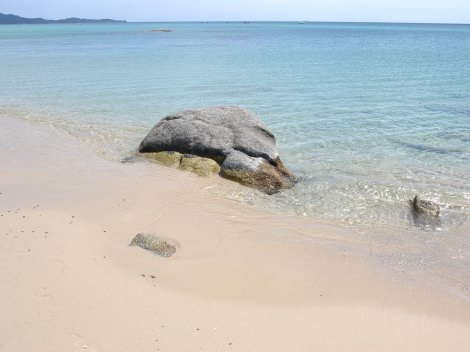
<box><xmin>1</xmin><ymin>22</ymin><xmax>470</xmax><ymax>293</ymax></box>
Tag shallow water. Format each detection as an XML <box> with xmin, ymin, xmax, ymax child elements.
<box><xmin>1</xmin><ymin>22</ymin><xmax>469</xmax><ymax>293</ymax></box>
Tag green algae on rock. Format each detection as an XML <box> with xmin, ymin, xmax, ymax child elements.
<box><xmin>141</xmin><ymin>151</ymin><xmax>183</xmax><ymax>167</ymax></box>
<box><xmin>178</xmin><ymin>154</ymin><xmax>220</xmax><ymax>177</ymax></box>
<box><xmin>140</xmin><ymin>151</ymin><xmax>220</xmax><ymax>177</ymax></box>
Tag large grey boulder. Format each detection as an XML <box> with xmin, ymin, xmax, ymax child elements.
<box><xmin>139</xmin><ymin>106</ymin><xmax>296</xmax><ymax>193</ymax></box>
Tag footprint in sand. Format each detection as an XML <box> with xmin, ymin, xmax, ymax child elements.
<box><xmin>71</xmin><ymin>332</ymin><xmax>100</xmax><ymax>351</ymax></box>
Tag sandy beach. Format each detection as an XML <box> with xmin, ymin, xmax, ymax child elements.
<box><xmin>1</xmin><ymin>114</ymin><xmax>470</xmax><ymax>352</ymax></box>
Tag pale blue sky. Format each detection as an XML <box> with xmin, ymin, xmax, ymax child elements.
<box><xmin>2</xmin><ymin>0</ymin><xmax>470</xmax><ymax>24</ymax></box>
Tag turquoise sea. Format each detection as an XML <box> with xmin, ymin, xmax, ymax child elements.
<box><xmin>1</xmin><ymin>22</ymin><xmax>469</xmax><ymax>294</ymax></box>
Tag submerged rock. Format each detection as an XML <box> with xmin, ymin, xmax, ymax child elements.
<box><xmin>138</xmin><ymin>106</ymin><xmax>296</xmax><ymax>193</ymax></box>
<box><xmin>129</xmin><ymin>233</ymin><xmax>176</xmax><ymax>257</ymax></box>
<box><xmin>409</xmin><ymin>195</ymin><xmax>442</xmax><ymax>230</ymax></box>
<box><xmin>411</xmin><ymin>195</ymin><xmax>440</xmax><ymax>218</ymax></box>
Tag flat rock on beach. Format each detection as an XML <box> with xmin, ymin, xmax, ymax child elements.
<box><xmin>129</xmin><ymin>233</ymin><xmax>176</xmax><ymax>257</ymax></box>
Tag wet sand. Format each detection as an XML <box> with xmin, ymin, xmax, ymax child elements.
<box><xmin>1</xmin><ymin>114</ymin><xmax>470</xmax><ymax>351</ymax></box>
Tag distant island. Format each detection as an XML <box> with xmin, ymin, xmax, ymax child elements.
<box><xmin>0</xmin><ymin>13</ymin><xmax>126</xmax><ymax>24</ymax></box>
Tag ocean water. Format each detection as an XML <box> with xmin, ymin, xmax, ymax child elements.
<box><xmin>1</xmin><ymin>22</ymin><xmax>470</xmax><ymax>294</ymax></box>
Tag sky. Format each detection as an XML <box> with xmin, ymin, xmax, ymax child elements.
<box><xmin>2</xmin><ymin>0</ymin><xmax>470</xmax><ymax>24</ymax></box>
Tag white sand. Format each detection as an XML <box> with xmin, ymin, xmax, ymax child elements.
<box><xmin>1</xmin><ymin>115</ymin><xmax>470</xmax><ymax>352</ymax></box>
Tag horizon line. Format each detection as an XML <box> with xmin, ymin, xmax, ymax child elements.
<box><xmin>2</xmin><ymin>13</ymin><xmax>470</xmax><ymax>25</ymax></box>
<box><xmin>129</xmin><ymin>20</ymin><xmax>470</xmax><ymax>25</ymax></box>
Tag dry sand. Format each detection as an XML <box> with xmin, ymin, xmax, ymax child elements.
<box><xmin>1</xmin><ymin>115</ymin><xmax>470</xmax><ymax>352</ymax></box>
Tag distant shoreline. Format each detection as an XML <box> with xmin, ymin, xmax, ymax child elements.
<box><xmin>0</xmin><ymin>14</ymin><xmax>469</xmax><ymax>26</ymax></box>
<box><xmin>0</xmin><ymin>13</ymin><xmax>126</xmax><ymax>24</ymax></box>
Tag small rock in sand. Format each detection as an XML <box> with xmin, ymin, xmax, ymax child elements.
<box><xmin>129</xmin><ymin>233</ymin><xmax>176</xmax><ymax>257</ymax></box>
<box><xmin>411</xmin><ymin>195</ymin><xmax>440</xmax><ymax>218</ymax></box>
<box><xmin>409</xmin><ymin>195</ymin><xmax>442</xmax><ymax>229</ymax></box>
